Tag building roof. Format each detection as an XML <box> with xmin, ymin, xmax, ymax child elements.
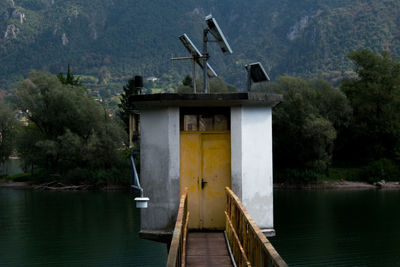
<box><xmin>129</xmin><ymin>92</ymin><xmax>283</xmax><ymax>110</ymax></box>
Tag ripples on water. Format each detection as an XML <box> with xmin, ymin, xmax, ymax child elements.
<box><xmin>270</xmin><ymin>190</ymin><xmax>400</xmax><ymax>267</ymax></box>
<box><xmin>0</xmin><ymin>189</ymin><xmax>167</xmax><ymax>266</ymax></box>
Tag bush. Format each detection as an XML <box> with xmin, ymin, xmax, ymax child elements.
<box><xmin>359</xmin><ymin>158</ymin><xmax>400</xmax><ymax>183</ymax></box>
<box><xmin>275</xmin><ymin>168</ymin><xmax>326</xmax><ymax>183</ymax></box>
<box><xmin>327</xmin><ymin>167</ymin><xmax>363</xmax><ymax>181</ymax></box>
<box><xmin>4</xmin><ymin>172</ymin><xmax>31</xmax><ymax>182</ymax></box>
<box><xmin>14</xmin><ymin>71</ymin><xmax>128</xmax><ymax>185</ymax></box>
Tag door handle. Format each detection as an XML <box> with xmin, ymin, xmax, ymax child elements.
<box><xmin>201</xmin><ymin>178</ymin><xmax>208</xmax><ymax>189</ymax></box>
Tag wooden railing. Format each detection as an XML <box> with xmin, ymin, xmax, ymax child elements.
<box><xmin>167</xmin><ymin>188</ymin><xmax>190</xmax><ymax>267</ymax></box>
<box><xmin>225</xmin><ymin>187</ymin><xmax>288</xmax><ymax>267</ymax></box>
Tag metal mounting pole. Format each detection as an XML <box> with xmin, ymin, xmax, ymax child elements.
<box><xmin>192</xmin><ymin>58</ymin><xmax>196</xmax><ymax>93</ymax></box>
<box><xmin>203</xmin><ymin>29</ymin><xmax>209</xmax><ymax>93</ymax></box>
<box><xmin>246</xmin><ymin>65</ymin><xmax>252</xmax><ymax>92</ymax></box>
<box><xmin>170</xmin><ymin>55</ymin><xmax>198</xmax><ymax>93</ymax></box>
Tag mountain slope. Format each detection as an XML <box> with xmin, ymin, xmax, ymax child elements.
<box><xmin>1</xmin><ymin>0</ymin><xmax>400</xmax><ymax>92</ymax></box>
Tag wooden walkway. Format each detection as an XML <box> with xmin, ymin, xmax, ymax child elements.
<box><xmin>186</xmin><ymin>232</ymin><xmax>233</xmax><ymax>267</ymax></box>
<box><xmin>166</xmin><ymin>188</ymin><xmax>287</xmax><ymax>267</ymax></box>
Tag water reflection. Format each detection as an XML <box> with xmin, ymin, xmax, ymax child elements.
<box><xmin>2</xmin><ymin>188</ymin><xmax>400</xmax><ymax>266</ymax></box>
<box><xmin>270</xmin><ymin>190</ymin><xmax>400</xmax><ymax>266</ymax></box>
<box><xmin>0</xmin><ymin>189</ymin><xmax>167</xmax><ymax>266</ymax></box>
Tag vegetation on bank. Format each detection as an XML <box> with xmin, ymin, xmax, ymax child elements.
<box><xmin>272</xmin><ymin>49</ymin><xmax>400</xmax><ymax>183</ymax></box>
<box><xmin>1</xmin><ymin>71</ymin><xmax>129</xmax><ymax>186</ymax></box>
<box><xmin>177</xmin><ymin>76</ymin><xmax>238</xmax><ymax>93</ymax></box>
<box><xmin>1</xmin><ymin>49</ymin><xmax>400</xmax><ymax>186</ymax></box>
<box><xmin>0</xmin><ymin>102</ymin><xmax>19</xmax><ymax>171</ymax></box>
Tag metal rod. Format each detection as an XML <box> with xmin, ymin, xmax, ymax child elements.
<box><xmin>170</xmin><ymin>56</ymin><xmax>194</xmax><ymax>60</ymax></box>
<box><xmin>203</xmin><ymin>29</ymin><xmax>209</xmax><ymax>93</ymax></box>
<box><xmin>246</xmin><ymin>65</ymin><xmax>252</xmax><ymax>92</ymax></box>
<box><xmin>130</xmin><ymin>152</ymin><xmax>143</xmax><ymax>197</ymax></box>
<box><xmin>192</xmin><ymin>58</ymin><xmax>196</xmax><ymax>93</ymax></box>
<box><xmin>224</xmin><ymin>231</ymin><xmax>238</xmax><ymax>267</ymax></box>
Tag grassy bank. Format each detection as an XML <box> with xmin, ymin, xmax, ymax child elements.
<box><xmin>276</xmin><ymin>158</ymin><xmax>400</xmax><ymax>185</ymax></box>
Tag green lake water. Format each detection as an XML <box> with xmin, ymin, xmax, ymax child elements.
<box><xmin>0</xmin><ymin>189</ymin><xmax>167</xmax><ymax>266</ymax></box>
<box><xmin>1</xmin><ymin>188</ymin><xmax>399</xmax><ymax>266</ymax></box>
<box><xmin>270</xmin><ymin>190</ymin><xmax>400</xmax><ymax>266</ymax></box>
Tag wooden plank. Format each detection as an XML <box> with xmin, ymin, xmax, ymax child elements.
<box><xmin>186</xmin><ymin>232</ymin><xmax>233</xmax><ymax>267</ymax></box>
<box><xmin>188</xmin><ymin>232</ymin><xmax>224</xmax><ymax>239</ymax></box>
<box><xmin>186</xmin><ymin>256</ymin><xmax>232</xmax><ymax>266</ymax></box>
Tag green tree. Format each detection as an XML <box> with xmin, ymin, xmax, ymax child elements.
<box><xmin>57</xmin><ymin>64</ymin><xmax>82</xmax><ymax>86</ymax></box>
<box><xmin>272</xmin><ymin>76</ymin><xmax>351</xmax><ymax>175</ymax></box>
<box><xmin>182</xmin><ymin>75</ymin><xmax>193</xmax><ymax>87</ymax></box>
<box><xmin>340</xmin><ymin>49</ymin><xmax>400</xmax><ymax>161</ymax></box>
<box><xmin>177</xmin><ymin>77</ymin><xmax>237</xmax><ymax>93</ymax></box>
<box><xmin>118</xmin><ymin>77</ymin><xmax>141</xmax><ymax>134</ymax></box>
<box><xmin>177</xmin><ymin>75</ymin><xmax>194</xmax><ymax>93</ymax></box>
<box><xmin>0</xmin><ymin>101</ymin><xmax>19</xmax><ymax>174</ymax></box>
<box><xmin>15</xmin><ymin>71</ymin><xmax>127</xmax><ymax>183</ymax></box>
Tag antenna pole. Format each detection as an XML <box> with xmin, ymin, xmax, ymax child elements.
<box><xmin>203</xmin><ymin>29</ymin><xmax>209</xmax><ymax>93</ymax></box>
<box><xmin>246</xmin><ymin>65</ymin><xmax>252</xmax><ymax>92</ymax></box>
<box><xmin>192</xmin><ymin>58</ymin><xmax>196</xmax><ymax>93</ymax></box>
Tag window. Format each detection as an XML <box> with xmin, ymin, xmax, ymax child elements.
<box><xmin>180</xmin><ymin>107</ymin><xmax>230</xmax><ymax>131</ymax></box>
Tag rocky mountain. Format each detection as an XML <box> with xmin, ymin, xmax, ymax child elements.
<box><xmin>1</xmin><ymin>0</ymin><xmax>400</xmax><ymax>93</ymax></box>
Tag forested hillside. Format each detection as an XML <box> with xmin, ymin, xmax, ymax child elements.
<box><xmin>1</xmin><ymin>0</ymin><xmax>400</xmax><ymax>94</ymax></box>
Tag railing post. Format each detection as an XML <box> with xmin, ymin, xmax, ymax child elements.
<box><xmin>167</xmin><ymin>188</ymin><xmax>189</xmax><ymax>267</ymax></box>
<box><xmin>224</xmin><ymin>187</ymin><xmax>288</xmax><ymax>267</ymax></box>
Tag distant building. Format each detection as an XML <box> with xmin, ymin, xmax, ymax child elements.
<box><xmin>19</xmin><ymin>116</ymin><xmax>28</xmax><ymax>126</ymax></box>
<box><xmin>146</xmin><ymin>76</ymin><xmax>158</xmax><ymax>82</ymax></box>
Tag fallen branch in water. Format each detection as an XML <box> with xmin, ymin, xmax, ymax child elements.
<box><xmin>33</xmin><ymin>181</ymin><xmax>93</xmax><ymax>191</ymax></box>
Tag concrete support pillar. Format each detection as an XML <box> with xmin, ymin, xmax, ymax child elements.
<box><xmin>139</xmin><ymin>107</ymin><xmax>180</xmax><ymax>232</ymax></box>
<box><xmin>231</xmin><ymin>106</ymin><xmax>274</xmax><ymax>231</ymax></box>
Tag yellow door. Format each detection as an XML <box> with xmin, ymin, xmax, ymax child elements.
<box><xmin>180</xmin><ymin>132</ymin><xmax>201</xmax><ymax>229</ymax></box>
<box><xmin>180</xmin><ymin>131</ymin><xmax>231</xmax><ymax>230</ymax></box>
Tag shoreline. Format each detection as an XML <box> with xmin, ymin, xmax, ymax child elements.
<box><xmin>274</xmin><ymin>180</ymin><xmax>400</xmax><ymax>190</ymax></box>
<box><xmin>2</xmin><ymin>179</ymin><xmax>400</xmax><ymax>191</ymax></box>
<box><xmin>0</xmin><ymin>180</ymin><xmax>129</xmax><ymax>191</ymax></box>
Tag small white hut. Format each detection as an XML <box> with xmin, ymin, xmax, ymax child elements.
<box><xmin>129</xmin><ymin>92</ymin><xmax>282</xmax><ymax>243</ymax></box>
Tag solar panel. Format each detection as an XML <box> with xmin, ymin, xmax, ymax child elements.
<box><xmin>246</xmin><ymin>62</ymin><xmax>270</xmax><ymax>82</ymax></box>
<box><xmin>205</xmin><ymin>14</ymin><xmax>233</xmax><ymax>55</ymax></box>
<box><xmin>179</xmin><ymin>34</ymin><xmax>217</xmax><ymax>78</ymax></box>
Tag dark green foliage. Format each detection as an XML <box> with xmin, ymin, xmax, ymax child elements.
<box><xmin>209</xmin><ymin>78</ymin><xmax>238</xmax><ymax>93</ymax></box>
<box><xmin>340</xmin><ymin>49</ymin><xmax>400</xmax><ymax>161</ymax></box>
<box><xmin>359</xmin><ymin>158</ymin><xmax>400</xmax><ymax>183</ymax></box>
<box><xmin>182</xmin><ymin>75</ymin><xmax>193</xmax><ymax>87</ymax></box>
<box><xmin>14</xmin><ymin>71</ymin><xmax>127</xmax><ymax>184</ymax></box>
<box><xmin>118</xmin><ymin>77</ymin><xmax>140</xmax><ymax>134</ymax></box>
<box><xmin>177</xmin><ymin>76</ymin><xmax>237</xmax><ymax>93</ymax></box>
<box><xmin>2</xmin><ymin>0</ymin><xmax>400</xmax><ymax>93</ymax></box>
<box><xmin>275</xmin><ymin>168</ymin><xmax>326</xmax><ymax>183</ymax></box>
<box><xmin>57</xmin><ymin>64</ymin><xmax>82</xmax><ymax>86</ymax></box>
<box><xmin>328</xmin><ymin>167</ymin><xmax>363</xmax><ymax>182</ymax></box>
<box><xmin>177</xmin><ymin>77</ymin><xmax>237</xmax><ymax>93</ymax></box>
<box><xmin>0</xmin><ymin>101</ymin><xmax>19</xmax><ymax>174</ymax></box>
<box><xmin>176</xmin><ymin>85</ymin><xmax>193</xmax><ymax>93</ymax></box>
<box><xmin>272</xmin><ymin>76</ymin><xmax>351</xmax><ymax>173</ymax></box>
<box><xmin>176</xmin><ymin>75</ymin><xmax>194</xmax><ymax>93</ymax></box>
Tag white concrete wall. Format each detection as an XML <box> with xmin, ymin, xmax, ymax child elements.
<box><xmin>140</xmin><ymin>107</ymin><xmax>180</xmax><ymax>232</ymax></box>
<box><xmin>231</xmin><ymin>107</ymin><xmax>243</xmax><ymax>198</ymax></box>
<box><xmin>231</xmin><ymin>106</ymin><xmax>274</xmax><ymax>230</ymax></box>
